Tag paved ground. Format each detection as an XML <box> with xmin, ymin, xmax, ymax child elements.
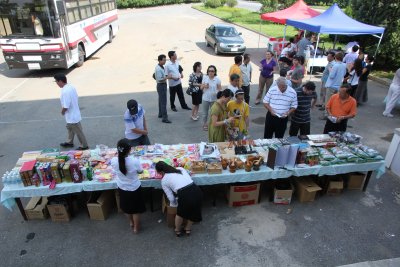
<box><xmin>1</xmin><ymin>4</ymin><xmax>400</xmax><ymax>267</ymax></box>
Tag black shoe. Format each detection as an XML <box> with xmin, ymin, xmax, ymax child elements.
<box><xmin>172</xmin><ymin>108</ymin><xmax>177</xmax><ymax>112</ymax></box>
<box><xmin>60</xmin><ymin>142</ymin><xmax>74</xmax><ymax>147</ymax></box>
<box><xmin>76</xmin><ymin>146</ymin><xmax>89</xmax><ymax>150</ymax></box>
<box><xmin>162</xmin><ymin>119</ymin><xmax>172</xmax><ymax>123</ymax></box>
<box><xmin>158</xmin><ymin>115</ymin><xmax>162</xmax><ymax>118</ymax></box>
<box><xmin>315</xmin><ymin>104</ymin><xmax>322</xmax><ymax>107</ymax></box>
<box><xmin>183</xmin><ymin>107</ymin><xmax>192</xmax><ymax>110</ymax></box>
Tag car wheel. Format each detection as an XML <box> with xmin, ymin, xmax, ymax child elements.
<box><xmin>205</xmin><ymin>37</ymin><xmax>210</xmax><ymax>47</ymax></box>
<box><xmin>214</xmin><ymin>44</ymin><xmax>219</xmax><ymax>55</ymax></box>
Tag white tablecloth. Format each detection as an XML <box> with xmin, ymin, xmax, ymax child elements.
<box><xmin>1</xmin><ymin>161</ymin><xmax>385</xmax><ymax>211</ymax></box>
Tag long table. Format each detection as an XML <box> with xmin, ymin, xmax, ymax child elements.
<box><xmin>1</xmin><ymin>161</ymin><xmax>386</xmax><ymax>220</ymax></box>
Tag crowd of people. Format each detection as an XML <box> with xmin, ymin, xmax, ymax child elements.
<box><xmin>53</xmin><ymin>43</ymin><xmax>398</xmax><ymax>236</ymax></box>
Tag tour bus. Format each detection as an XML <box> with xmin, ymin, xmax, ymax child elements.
<box><xmin>0</xmin><ymin>0</ymin><xmax>118</xmax><ymax>70</ymax></box>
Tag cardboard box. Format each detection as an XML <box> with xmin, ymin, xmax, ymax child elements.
<box><xmin>347</xmin><ymin>173</ymin><xmax>366</xmax><ymax>190</ymax></box>
<box><xmin>274</xmin><ymin>182</ymin><xmax>293</xmax><ymax>205</ymax></box>
<box><xmin>327</xmin><ymin>177</ymin><xmax>344</xmax><ymax>196</ymax></box>
<box><xmin>47</xmin><ymin>203</ymin><xmax>70</xmax><ymax>222</ymax></box>
<box><xmin>19</xmin><ymin>160</ymin><xmax>36</xmax><ymax>186</ymax></box>
<box><xmin>87</xmin><ymin>191</ymin><xmax>114</xmax><ymax>220</ymax></box>
<box><xmin>162</xmin><ymin>194</ymin><xmax>177</xmax><ymax>228</ymax></box>
<box><xmin>115</xmin><ymin>190</ymin><xmax>123</xmax><ymax>213</ymax></box>
<box><xmin>295</xmin><ymin>178</ymin><xmax>322</xmax><ymax>202</ymax></box>
<box><xmin>227</xmin><ymin>183</ymin><xmax>260</xmax><ymax>207</ymax></box>
<box><xmin>24</xmin><ymin>197</ymin><xmax>49</xmax><ymax>220</ymax></box>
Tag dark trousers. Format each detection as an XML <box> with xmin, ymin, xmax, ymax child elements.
<box><xmin>289</xmin><ymin>121</ymin><xmax>310</xmax><ymax>136</ymax></box>
<box><xmin>264</xmin><ymin>112</ymin><xmax>288</xmax><ymax>139</ymax></box>
<box><xmin>169</xmin><ymin>83</ymin><xmax>189</xmax><ymax>109</ymax></box>
<box><xmin>127</xmin><ymin>135</ymin><xmax>151</xmax><ymax>147</ymax></box>
<box><xmin>242</xmin><ymin>85</ymin><xmax>250</xmax><ymax>104</ymax></box>
<box><xmin>323</xmin><ymin>119</ymin><xmax>348</xmax><ymax>134</ymax></box>
<box><xmin>157</xmin><ymin>83</ymin><xmax>168</xmax><ymax>120</ymax></box>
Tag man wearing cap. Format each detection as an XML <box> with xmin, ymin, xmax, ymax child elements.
<box><xmin>124</xmin><ymin>99</ymin><xmax>150</xmax><ymax>146</ymax></box>
<box><xmin>165</xmin><ymin>51</ymin><xmax>191</xmax><ymax>112</ymax></box>
<box><xmin>289</xmin><ymin>81</ymin><xmax>317</xmax><ymax>136</ymax></box>
<box><xmin>226</xmin><ymin>89</ymin><xmax>250</xmax><ymax>140</ymax></box>
<box><xmin>54</xmin><ymin>73</ymin><xmax>89</xmax><ymax>150</ymax></box>
<box><xmin>263</xmin><ymin>77</ymin><xmax>298</xmax><ymax>138</ymax></box>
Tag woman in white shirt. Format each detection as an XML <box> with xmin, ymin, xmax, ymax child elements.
<box><xmin>111</xmin><ymin>139</ymin><xmax>146</xmax><ymax>234</ymax></box>
<box><xmin>201</xmin><ymin>65</ymin><xmax>222</xmax><ymax>131</ymax></box>
<box><xmin>156</xmin><ymin>161</ymin><xmax>203</xmax><ymax>237</ymax></box>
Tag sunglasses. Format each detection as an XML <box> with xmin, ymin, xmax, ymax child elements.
<box><xmin>208</xmin><ymin>70</ymin><xmax>215</xmax><ymax>73</ymax></box>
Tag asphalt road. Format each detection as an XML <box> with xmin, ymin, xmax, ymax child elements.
<box><xmin>0</xmin><ymin>4</ymin><xmax>400</xmax><ymax>267</ymax></box>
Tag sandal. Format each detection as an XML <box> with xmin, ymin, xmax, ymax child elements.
<box><xmin>175</xmin><ymin>230</ymin><xmax>182</xmax><ymax>237</ymax></box>
<box><xmin>184</xmin><ymin>229</ymin><xmax>191</xmax><ymax>236</ymax></box>
<box><xmin>203</xmin><ymin>125</ymin><xmax>208</xmax><ymax>131</ymax></box>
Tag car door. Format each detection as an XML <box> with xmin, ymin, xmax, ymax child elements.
<box><xmin>206</xmin><ymin>25</ymin><xmax>215</xmax><ymax>46</ymax></box>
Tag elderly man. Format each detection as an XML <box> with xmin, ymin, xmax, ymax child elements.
<box><xmin>263</xmin><ymin>77</ymin><xmax>298</xmax><ymax>138</ymax></box>
<box><xmin>323</xmin><ymin>84</ymin><xmax>357</xmax><ymax>134</ymax></box>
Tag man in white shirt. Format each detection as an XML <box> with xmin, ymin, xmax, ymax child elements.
<box><xmin>240</xmin><ymin>54</ymin><xmax>252</xmax><ymax>104</ymax></box>
<box><xmin>165</xmin><ymin>51</ymin><xmax>191</xmax><ymax>112</ymax></box>
<box><xmin>124</xmin><ymin>99</ymin><xmax>150</xmax><ymax>146</ymax></box>
<box><xmin>227</xmin><ymin>73</ymin><xmax>240</xmax><ymax>95</ymax></box>
<box><xmin>343</xmin><ymin>45</ymin><xmax>359</xmax><ymax>66</ymax></box>
<box><xmin>263</xmin><ymin>77</ymin><xmax>298</xmax><ymax>138</ymax></box>
<box><xmin>54</xmin><ymin>74</ymin><xmax>88</xmax><ymax>150</ymax></box>
<box><xmin>154</xmin><ymin>54</ymin><xmax>171</xmax><ymax>123</ymax></box>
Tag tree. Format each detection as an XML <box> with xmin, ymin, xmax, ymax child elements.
<box><xmin>259</xmin><ymin>0</ymin><xmax>278</xmax><ymax>13</ymax></box>
<box><xmin>351</xmin><ymin>0</ymin><xmax>400</xmax><ymax>69</ymax></box>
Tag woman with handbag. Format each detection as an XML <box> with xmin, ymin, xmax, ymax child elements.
<box><xmin>188</xmin><ymin>62</ymin><xmax>203</xmax><ymax>121</ymax></box>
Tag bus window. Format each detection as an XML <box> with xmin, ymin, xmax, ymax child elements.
<box><xmin>79</xmin><ymin>0</ymin><xmax>93</xmax><ymax>19</ymax></box>
<box><xmin>66</xmin><ymin>0</ymin><xmax>81</xmax><ymax>24</ymax></box>
<box><xmin>91</xmin><ymin>0</ymin><xmax>101</xmax><ymax>16</ymax></box>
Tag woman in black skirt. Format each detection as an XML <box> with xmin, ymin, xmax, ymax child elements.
<box><xmin>156</xmin><ymin>161</ymin><xmax>203</xmax><ymax>237</ymax></box>
<box><xmin>111</xmin><ymin>139</ymin><xmax>146</xmax><ymax>234</ymax></box>
<box><xmin>188</xmin><ymin>62</ymin><xmax>203</xmax><ymax>121</ymax></box>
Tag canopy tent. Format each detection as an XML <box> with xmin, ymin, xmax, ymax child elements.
<box><xmin>258</xmin><ymin>0</ymin><xmax>320</xmax><ymax>50</ymax></box>
<box><xmin>260</xmin><ymin>0</ymin><xmax>320</xmax><ymax>24</ymax></box>
<box><xmin>286</xmin><ymin>3</ymin><xmax>385</xmax><ymax>74</ymax></box>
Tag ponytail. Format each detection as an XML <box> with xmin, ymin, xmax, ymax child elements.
<box><xmin>155</xmin><ymin>161</ymin><xmax>182</xmax><ymax>174</ymax></box>
<box><xmin>117</xmin><ymin>139</ymin><xmax>132</xmax><ymax>175</ymax></box>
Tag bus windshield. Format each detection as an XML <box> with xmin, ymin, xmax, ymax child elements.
<box><xmin>0</xmin><ymin>0</ymin><xmax>60</xmax><ymax>38</ymax></box>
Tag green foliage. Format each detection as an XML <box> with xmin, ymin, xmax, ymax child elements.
<box><xmin>259</xmin><ymin>0</ymin><xmax>278</xmax><ymax>13</ymax></box>
<box><xmin>204</xmin><ymin>0</ymin><xmax>222</xmax><ymax>8</ymax></box>
<box><xmin>351</xmin><ymin>0</ymin><xmax>400</xmax><ymax>69</ymax></box>
<box><xmin>116</xmin><ymin>0</ymin><xmax>201</xmax><ymax>8</ymax></box>
<box><xmin>225</xmin><ymin>0</ymin><xmax>238</xmax><ymax>8</ymax></box>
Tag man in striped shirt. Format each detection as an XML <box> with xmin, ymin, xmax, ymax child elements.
<box><xmin>289</xmin><ymin>82</ymin><xmax>317</xmax><ymax>136</ymax></box>
<box><xmin>263</xmin><ymin>77</ymin><xmax>298</xmax><ymax>138</ymax></box>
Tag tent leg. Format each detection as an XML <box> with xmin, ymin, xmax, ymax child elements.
<box><xmin>258</xmin><ymin>20</ymin><xmax>261</xmax><ymax>49</ymax></box>
<box><xmin>373</xmin><ymin>33</ymin><xmax>384</xmax><ymax>59</ymax></box>
<box><xmin>309</xmin><ymin>33</ymin><xmax>320</xmax><ymax>78</ymax></box>
<box><xmin>333</xmin><ymin>35</ymin><xmax>337</xmax><ymax>49</ymax></box>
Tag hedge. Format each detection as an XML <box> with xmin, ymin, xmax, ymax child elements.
<box><xmin>117</xmin><ymin>0</ymin><xmax>201</xmax><ymax>8</ymax></box>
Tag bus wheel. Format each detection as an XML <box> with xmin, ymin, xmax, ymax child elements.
<box><xmin>76</xmin><ymin>45</ymin><xmax>85</xmax><ymax>67</ymax></box>
<box><xmin>108</xmin><ymin>27</ymin><xmax>113</xmax><ymax>43</ymax></box>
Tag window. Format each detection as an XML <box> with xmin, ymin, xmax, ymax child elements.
<box><xmin>66</xmin><ymin>0</ymin><xmax>81</xmax><ymax>24</ymax></box>
<box><xmin>79</xmin><ymin>0</ymin><xmax>93</xmax><ymax>19</ymax></box>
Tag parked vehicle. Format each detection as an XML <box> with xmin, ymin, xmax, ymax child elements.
<box><xmin>205</xmin><ymin>24</ymin><xmax>246</xmax><ymax>55</ymax></box>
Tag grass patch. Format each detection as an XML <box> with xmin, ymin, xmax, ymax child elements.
<box><xmin>309</xmin><ymin>5</ymin><xmax>329</xmax><ymax>10</ymax></box>
<box><xmin>193</xmin><ymin>5</ymin><xmax>343</xmax><ymax>49</ymax></box>
<box><xmin>372</xmin><ymin>70</ymin><xmax>395</xmax><ymax>80</ymax></box>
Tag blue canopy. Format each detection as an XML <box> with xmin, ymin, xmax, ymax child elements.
<box><xmin>286</xmin><ymin>3</ymin><xmax>385</xmax><ymax>35</ymax></box>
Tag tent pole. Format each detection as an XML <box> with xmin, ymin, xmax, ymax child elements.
<box><xmin>333</xmin><ymin>35</ymin><xmax>337</xmax><ymax>49</ymax></box>
<box><xmin>281</xmin><ymin>24</ymin><xmax>287</xmax><ymax>55</ymax></box>
<box><xmin>258</xmin><ymin>19</ymin><xmax>261</xmax><ymax>49</ymax></box>
<box><xmin>309</xmin><ymin>33</ymin><xmax>320</xmax><ymax>79</ymax></box>
<box><xmin>373</xmin><ymin>33</ymin><xmax>384</xmax><ymax>59</ymax></box>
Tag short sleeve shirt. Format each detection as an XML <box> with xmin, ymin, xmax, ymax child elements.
<box><xmin>260</xmin><ymin>59</ymin><xmax>276</xmax><ymax>78</ymax></box>
<box><xmin>291</xmin><ymin>66</ymin><xmax>304</xmax><ymax>89</ymax></box>
<box><xmin>111</xmin><ymin>157</ymin><xmax>142</xmax><ymax>191</ymax></box>
<box><xmin>124</xmin><ymin>106</ymin><xmax>145</xmax><ymax>140</ymax></box>
<box><xmin>202</xmin><ymin>75</ymin><xmax>221</xmax><ymax>102</ymax></box>
<box><xmin>155</xmin><ymin>64</ymin><xmax>166</xmax><ymax>83</ymax></box>
<box><xmin>227</xmin><ymin>100</ymin><xmax>250</xmax><ymax>132</ymax></box>
<box><xmin>60</xmin><ymin>84</ymin><xmax>82</xmax><ymax>124</ymax></box>
<box><xmin>165</xmin><ymin>60</ymin><xmax>182</xmax><ymax>87</ymax></box>
<box><xmin>291</xmin><ymin>88</ymin><xmax>317</xmax><ymax>123</ymax></box>
<box><xmin>263</xmin><ymin>86</ymin><xmax>298</xmax><ymax>117</ymax></box>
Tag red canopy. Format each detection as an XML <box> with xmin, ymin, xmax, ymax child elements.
<box><xmin>260</xmin><ymin>0</ymin><xmax>320</xmax><ymax>24</ymax></box>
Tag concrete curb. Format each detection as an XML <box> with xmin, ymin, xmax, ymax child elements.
<box><xmin>369</xmin><ymin>75</ymin><xmax>391</xmax><ymax>87</ymax></box>
<box><xmin>191</xmin><ymin>5</ymin><xmax>272</xmax><ymax>39</ymax></box>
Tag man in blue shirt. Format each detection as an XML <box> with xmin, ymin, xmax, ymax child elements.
<box><xmin>321</xmin><ymin>52</ymin><xmax>347</xmax><ymax>119</ymax></box>
<box><xmin>316</xmin><ymin>51</ymin><xmax>335</xmax><ymax>110</ymax></box>
<box><xmin>124</xmin><ymin>99</ymin><xmax>150</xmax><ymax>146</ymax></box>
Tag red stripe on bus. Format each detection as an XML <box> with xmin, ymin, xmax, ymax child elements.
<box><xmin>68</xmin><ymin>37</ymin><xmax>86</xmax><ymax>49</ymax></box>
<box><xmin>83</xmin><ymin>14</ymin><xmax>118</xmax><ymax>43</ymax></box>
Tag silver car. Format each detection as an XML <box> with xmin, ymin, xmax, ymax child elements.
<box><xmin>205</xmin><ymin>24</ymin><xmax>246</xmax><ymax>55</ymax></box>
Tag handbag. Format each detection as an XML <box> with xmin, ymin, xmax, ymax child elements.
<box><xmin>186</xmin><ymin>87</ymin><xmax>193</xmax><ymax>95</ymax></box>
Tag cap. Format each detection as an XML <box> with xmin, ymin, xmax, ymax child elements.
<box><xmin>127</xmin><ymin>99</ymin><xmax>138</xmax><ymax>116</ymax></box>
<box><xmin>235</xmin><ymin>89</ymin><xmax>244</xmax><ymax>96</ymax></box>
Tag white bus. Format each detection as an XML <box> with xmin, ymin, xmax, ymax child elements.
<box><xmin>0</xmin><ymin>0</ymin><xmax>118</xmax><ymax>70</ymax></box>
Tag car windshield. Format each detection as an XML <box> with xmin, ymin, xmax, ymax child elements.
<box><xmin>215</xmin><ymin>27</ymin><xmax>239</xmax><ymax>37</ymax></box>
<box><xmin>0</xmin><ymin>0</ymin><xmax>60</xmax><ymax>38</ymax></box>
